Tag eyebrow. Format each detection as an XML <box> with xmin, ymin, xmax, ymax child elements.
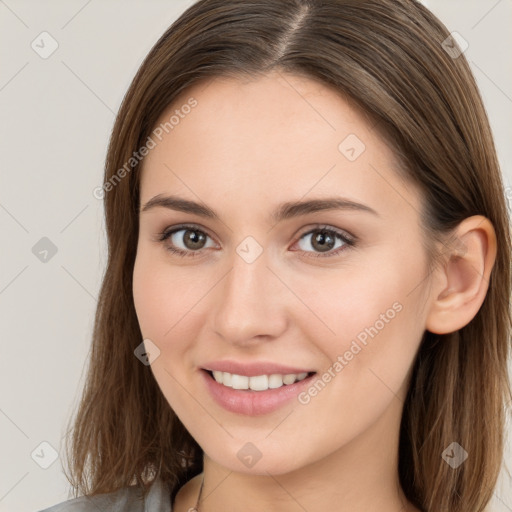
<box><xmin>140</xmin><ymin>194</ymin><xmax>379</xmax><ymax>222</ymax></box>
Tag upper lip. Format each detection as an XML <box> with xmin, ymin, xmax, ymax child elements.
<box><xmin>201</xmin><ymin>360</ymin><xmax>315</xmax><ymax>377</ymax></box>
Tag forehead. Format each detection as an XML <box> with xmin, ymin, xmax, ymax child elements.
<box><xmin>139</xmin><ymin>71</ymin><xmax>422</xmax><ymax>221</ymax></box>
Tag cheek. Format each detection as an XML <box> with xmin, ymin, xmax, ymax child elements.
<box><xmin>132</xmin><ymin>251</ymin><xmax>202</xmax><ymax>408</ymax></box>
<box><xmin>133</xmin><ymin>254</ymin><xmax>170</xmax><ymax>338</ymax></box>
<box><xmin>293</xmin><ymin>247</ymin><xmax>425</xmax><ymax>395</ymax></box>
<box><xmin>132</xmin><ymin>250</ymin><xmax>216</xmax><ymax>382</ymax></box>
<box><xmin>133</xmin><ymin>250</ymin><xmax>199</xmax><ymax>339</ymax></box>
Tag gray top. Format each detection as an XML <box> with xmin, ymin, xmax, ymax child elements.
<box><xmin>37</xmin><ymin>477</ymin><xmax>172</xmax><ymax>512</ymax></box>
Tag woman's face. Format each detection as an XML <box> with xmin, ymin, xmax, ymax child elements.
<box><xmin>133</xmin><ymin>71</ymin><xmax>434</xmax><ymax>475</ymax></box>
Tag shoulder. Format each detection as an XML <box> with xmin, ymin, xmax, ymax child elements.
<box><xmin>37</xmin><ymin>477</ymin><xmax>172</xmax><ymax>512</ymax></box>
<box><xmin>173</xmin><ymin>473</ymin><xmax>203</xmax><ymax>511</ymax></box>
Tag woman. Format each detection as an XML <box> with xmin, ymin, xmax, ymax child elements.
<box><xmin>40</xmin><ymin>0</ymin><xmax>511</xmax><ymax>511</ymax></box>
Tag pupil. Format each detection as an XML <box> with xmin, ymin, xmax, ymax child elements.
<box><xmin>185</xmin><ymin>230</ymin><xmax>205</xmax><ymax>250</ymax></box>
<box><xmin>313</xmin><ymin>231</ymin><xmax>334</xmax><ymax>252</ymax></box>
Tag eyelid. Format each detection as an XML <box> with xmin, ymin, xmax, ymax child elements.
<box><xmin>157</xmin><ymin>223</ymin><xmax>356</xmax><ymax>241</ymax></box>
<box><xmin>295</xmin><ymin>223</ymin><xmax>356</xmax><ymax>243</ymax></box>
<box><xmin>157</xmin><ymin>223</ymin><xmax>217</xmax><ymax>243</ymax></box>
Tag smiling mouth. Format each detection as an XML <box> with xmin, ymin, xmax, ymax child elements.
<box><xmin>203</xmin><ymin>369</ymin><xmax>317</xmax><ymax>392</ymax></box>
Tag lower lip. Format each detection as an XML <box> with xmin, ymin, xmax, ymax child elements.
<box><xmin>200</xmin><ymin>369</ymin><xmax>316</xmax><ymax>416</ymax></box>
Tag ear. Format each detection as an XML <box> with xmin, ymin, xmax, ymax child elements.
<box><xmin>425</xmin><ymin>215</ymin><xmax>497</xmax><ymax>335</ymax></box>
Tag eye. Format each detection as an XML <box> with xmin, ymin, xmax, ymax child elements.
<box><xmin>157</xmin><ymin>223</ymin><xmax>356</xmax><ymax>259</ymax></box>
<box><xmin>293</xmin><ymin>226</ymin><xmax>355</xmax><ymax>258</ymax></box>
<box><xmin>157</xmin><ymin>224</ymin><xmax>216</xmax><ymax>258</ymax></box>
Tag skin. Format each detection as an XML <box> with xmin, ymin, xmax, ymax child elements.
<box><xmin>132</xmin><ymin>70</ymin><xmax>497</xmax><ymax>512</ymax></box>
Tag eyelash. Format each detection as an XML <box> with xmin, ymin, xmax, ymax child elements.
<box><xmin>157</xmin><ymin>223</ymin><xmax>356</xmax><ymax>259</ymax></box>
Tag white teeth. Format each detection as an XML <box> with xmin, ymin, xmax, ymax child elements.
<box><xmin>210</xmin><ymin>370</ymin><xmax>311</xmax><ymax>391</ymax></box>
<box><xmin>222</xmin><ymin>372</ymin><xmax>232</xmax><ymax>387</ymax></box>
<box><xmin>231</xmin><ymin>374</ymin><xmax>249</xmax><ymax>389</ymax></box>
<box><xmin>249</xmin><ymin>375</ymin><xmax>268</xmax><ymax>391</ymax></box>
<box><xmin>268</xmin><ymin>374</ymin><xmax>283</xmax><ymax>388</ymax></box>
<box><xmin>282</xmin><ymin>373</ymin><xmax>297</xmax><ymax>385</ymax></box>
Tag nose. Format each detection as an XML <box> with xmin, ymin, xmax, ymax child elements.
<box><xmin>212</xmin><ymin>246</ymin><xmax>289</xmax><ymax>346</ymax></box>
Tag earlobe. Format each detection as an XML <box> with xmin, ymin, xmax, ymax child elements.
<box><xmin>425</xmin><ymin>215</ymin><xmax>497</xmax><ymax>335</ymax></box>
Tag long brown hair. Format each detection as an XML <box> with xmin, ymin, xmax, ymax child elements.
<box><xmin>62</xmin><ymin>1</ymin><xmax>512</xmax><ymax>510</ymax></box>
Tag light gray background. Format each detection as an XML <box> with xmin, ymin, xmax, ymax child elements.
<box><xmin>0</xmin><ymin>1</ymin><xmax>511</xmax><ymax>511</ymax></box>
